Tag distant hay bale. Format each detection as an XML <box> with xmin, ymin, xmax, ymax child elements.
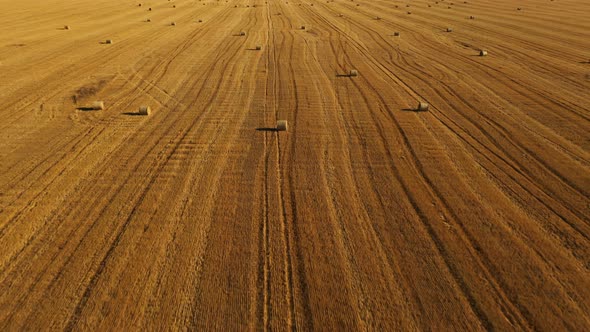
<box><xmin>446</xmin><ymin>27</ymin><xmax>453</xmax><ymax>32</ymax></box>
<box><xmin>349</xmin><ymin>69</ymin><xmax>358</xmax><ymax>77</ymax></box>
<box><xmin>417</xmin><ymin>102</ymin><xmax>429</xmax><ymax>111</ymax></box>
<box><xmin>147</xmin><ymin>18</ymin><xmax>151</xmax><ymax>22</ymax></box>
<box><xmin>393</xmin><ymin>32</ymin><xmax>400</xmax><ymax>36</ymax></box>
<box><xmin>239</xmin><ymin>31</ymin><xmax>246</xmax><ymax>36</ymax></box>
<box><xmin>171</xmin><ymin>22</ymin><xmax>176</xmax><ymax>26</ymax></box>
<box><xmin>469</xmin><ymin>15</ymin><xmax>475</xmax><ymax>19</ymax></box>
<box><xmin>276</xmin><ymin>120</ymin><xmax>288</xmax><ymax>131</ymax></box>
<box><xmin>479</xmin><ymin>50</ymin><xmax>488</xmax><ymax>56</ymax></box>
<box><xmin>198</xmin><ymin>19</ymin><xmax>203</xmax><ymax>22</ymax></box>
<box><xmin>64</xmin><ymin>25</ymin><xmax>70</xmax><ymax>30</ymax></box>
<box><xmin>255</xmin><ymin>45</ymin><xmax>262</xmax><ymax>50</ymax></box>
<box><xmin>91</xmin><ymin>101</ymin><xmax>105</xmax><ymax>110</ymax></box>
<box><xmin>149</xmin><ymin>7</ymin><xmax>152</xmax><ymax>11</ymax></box>
<box><xmin>517</xmin><ymin>7</ymin><xmax>522</xmax><ymax>10</ymax></box>
<box><xmin>338</xmin><ymin>13</ymin><xmax>343</xmax><ymax>17</ymax></box>
<box><xmin>173</xmin><ymin>5</ymin><xmax>176</xmax><ymax>8</ymax></box>
<box><xmin>407</xmin><ymin>11</ymin><xmax>412</xmax><ymax>14</ymax></box>
<box><xmin>138</xmin><ymin>106</ymin><xmax>151</xmax><ymax>115</ymax></box>
<box><xmin>375</xmin><ymin>16</ymin><xmax>381</xmax><ymax>20</ymax></box>
<box><xmin>301</xmin><ymin>25</ymin><xmax>306</xmax><ymax>30</ymax></box>
<box><xmin>356</xmin><ymin>3</ymin><xmax>360</xmax><ymax>6</ymax></box>
<box><xmin>138</xmin><ymin>3</ymin><xmax>142</xmax><ymax>6</ymax></box>
<box><xmin>105</xmin><ymin>39</ymin><xmax>113</xmax><ymax>44</ymax></box>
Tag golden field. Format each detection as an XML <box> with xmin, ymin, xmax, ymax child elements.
<box><xmin>0</xmin><ymin>0</ymin><xmax>589</xmax><ymax>330</ymax></box>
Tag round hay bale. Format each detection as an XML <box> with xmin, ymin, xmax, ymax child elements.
<box><xmin>138</xmin><ymin>3</ymin><xmax>142</xmax><ymax>6</ymax></box>
<box><xmin>375</xmin><ymin>16</ymin><xmax>381</xmax><ymax>20</ymax></box>
<box><xmin>301</xmin><ymin>25</ymin><xmax>306</xmax><ymax>30</ymax></box>
<box><xmin>198</xmin><ymin>19</ymin><xmax>203</xmax><ymax>22</ymax></box>
<box><xmin>276</xmin><ymin>120</ymin><xmax>288</xmax><ymax>131</ymax></box>
<box><xmin>64</xmin><ymin>25</ymin><xmax>70</xmax><ymax>30</ymax></box>
<box><xmin>147</xmin><ymin>18</ymin><xmax>151</xmax><ymax>22</ymax></box>
<box><xmin>171</xmin><ymin>22</ymin><xmax>176</xmax><ymax>26</ymax></box>
<box><xmin>349</xmin><ymin>69</ymin><xmax>358</xmax><ymax>77</ymax></box>
<box><xmin>106</xmin><ymin>39</ymin><xmax>113</xmax><ymax>44</ymax></box>
<box><xmin>446</xmin><ymin>27</ymin><xmax>453</xmax><ymax>32</ymax></box>
<box><xmin>255</xmin><ymin>45</ymin><xmax>262</xmax><ymax>50</ymax></box>
<box><xmin>417</xmin><ymin>102</ymin><xmax>429</xmax><ymax>111</ymax></box>
<box><xmin>91</xmin><ymin>101</ymin><xmax>105</xmax><ymax>110</ymax></box>
<box><xmin>149</xmin><ymin>7</ymin><xmax>152</xmax><ymax>11</ymax></box>
<box><xmin>479</xmin><ymin>50</ymin><xmax>488</xmax><ymax>56</ymax></box>
<box><xmin>240</xmin><ymin>31</ymin><xmax>246</xmax><ymax>36</ymax></box>
<box><xmin>469</xmin><ymin>15</ymin><xmax>475</xmax><ymax>19</ymax></box>
<box><xmin>173</xmin><ymin>5</ymin><xmax>176</xmax><ymax>8</ymax></box>
<box><xmin>407</xmin><ymin>11</ymin><xmax>412</xmax><ymax>14</ymax></box>
<box><xmin>393</xmin><ymin>31</ymin><xmax>400</xmax><ymax>36</ymax></box>
<box><xmin>138</xmin><ymin>106</ymin><xmax>151</xmax><ymax>115</ymax></box>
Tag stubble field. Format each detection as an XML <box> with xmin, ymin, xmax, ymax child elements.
<box><xmin>0</xmin><ymin>0</ymin><xmax>589</xmax><ymax>330</ymax></box>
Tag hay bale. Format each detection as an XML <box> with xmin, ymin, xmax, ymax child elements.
<box><xmin>106</xmin><ymin>39</ymin><xmax>113</xmax><ymax>44</ymax></box>
<box><xmin>149</xmin><ymin>7</ymin><xmax>152</xmax><ymax>11</ymax></box>
<box><xmin>255</xmin><ymin>45</ymin><xmax>262</xmax><ymax>50</ymax></box>
<box><xmin>446</xmin><ymin>27</ymin><xmax>453</xmax><ymax>32</ymax></box>
<box><xmin>375</xmin><ymin>16</ymin><xmax>381</xmax><ymax>20</ymax></box>
<box><xmin>276</xmin><ymin>120</ymin><xmax>288</xmax><ymax>131</ymax></box>
<box><xmin>479</xmin><ymin>50</ymin><xmax>488</xmax><ymax>56</ymax></box>
<box><xmin>91</xmin><ymin>101</ymin><xmax>105</xmax><ymax>110</ymax></box>
<box><xmin>393</xmin><ymin>31</ymin><xmax>400</xmax><ymax>36</ymax></box>
<box><xmin>240</xmin><ymin>31</ymin><xmax>246</xmax><ymax>36</ymax></box>
<box><xmin>147</xmin><ymin>18</ymin><xmax>151</xmax><ymax>22</ymax></box>
<box><xmin>138</xmin><ymin>106</ymin><xmax>151</xmax><ymax>115</ymax></box>
<box><xmin>64</xmin><ymin>25</ymin><xmax>70</xmax><ymax>30</ymax></box>
<box><xmin>198</xmin><ymin>19</ymin><xmax>203</xmax><ymax>22</ymax></box>
<box><xmin>349</xmin><ymin>69</ymin><xmax>358</xmax><ymax>77</ymax></box>
<box><xmin>138</xmin><ymin>3</ymin><xmax>142</xmax><ymax>6</ymax></box>
<box><xmin>417</xmin><ymin>102</ymin><xmax>429</xmax><ymax>111</ymax></box>
<box><xmin>171</xmin><ymin>22</ymin><xmax>176</xmax><ymax>26</ymax></box>
<box><xmin>301</xmin><ymin>25</ymin><xmax>306</xmax><ymax>30</ymax></box>
<box><xmin>173</xmin><ymin>5</ymin><xmax>176</xmax><ymax>8</ymax></box>
<box><xmin>407</xmin><ymin>11</ymin><xmax>412</xmax><ymax>14</ymax></box>
<box><xmin>469</xmin><ymin>15</ymin><xmax>475</xmax><ymax>19</ymax></box>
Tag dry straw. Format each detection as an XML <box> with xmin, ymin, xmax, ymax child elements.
<box><xmin>349</xmin><ymin>69</ymin><xmax>358</xmax><ymax>77</ymax></box>
<box><xmin>139</xmin><ymin>106</ymin><xmax>151</xmax><ymax>115</ymax></box>
<box><xmin>479</xmin><ymin>50</ymin><xmax>488</xmax><ymax>56</ymax></box>
<box><xmin>91</xmin><ymin>101</ymin><xmax>105</xmax><ymax>110</ymax></box>
<box><xmin>417</xmin><ymin>102</ymin><xmax>429</xmax><ymax>111</ymax></box>
<box><xmin>276</xmin><ymin>120</ymin><xmax>288</xmax><ymax>131</ymax></box>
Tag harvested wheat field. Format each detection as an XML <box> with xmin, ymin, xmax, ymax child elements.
<box><xmin>0</xmin><ymin>0</ymin><xmax>589</xmax><ymax>330</ymax></box>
